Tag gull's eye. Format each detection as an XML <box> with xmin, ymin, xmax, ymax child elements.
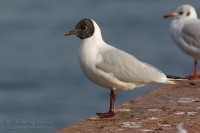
<box><xmin>179</xmin><ymin>11</ymin><xmax>183</xmax><ymax>15</ymax></box>
<box><xmin>187</xmin><ymin>12</ymin><xmax>190</xmax><ymax>16</ymax></box>
<box><xmin>82</xmin><ymin>26</ymin><xmax>88</xmax><ymax>30</ymax></box>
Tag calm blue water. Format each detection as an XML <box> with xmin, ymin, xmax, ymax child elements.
<box><xmin>0</xmin><ymin>1</ymin><xmax>199</xmax><ymax>133</ymax></box>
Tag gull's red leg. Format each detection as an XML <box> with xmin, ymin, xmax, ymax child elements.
<box><xmin>96</xmin><ymin>89</ymin><xmax>116</xmax><ymax>118</ymax></box>
<box><xmin>193</xmin><ymin>59</ymin><xmax>198</xmax><ymax>79</ymax></box>
<box><xmin>112</xmin><ymin>89</ymin><xmax>117</xmax><ymax>113</ymax></box>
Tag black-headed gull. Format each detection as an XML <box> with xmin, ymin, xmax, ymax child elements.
<box><xmin>64</xmin><ymin>18</ymin><xmax>186</xmax><ymax>118</ymax></box>
<box><xmin>164</xmin><ymin>4</ymin><xmax>200</xmax><ymax>79</ymax></box>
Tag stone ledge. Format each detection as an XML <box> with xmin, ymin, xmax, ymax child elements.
<box><xmin>57</xmin><ymin>81</ymin><xmax>200</xmax><ymax>133</ymax></box>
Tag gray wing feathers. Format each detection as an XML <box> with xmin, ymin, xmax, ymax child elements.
<box><xmin>96</xmin><ymin>48</ymin><xmax>166</xmax><ymax>84</ymax></box>
<box><xmin>181</xmin><ymin>21</ymin><xmax>200</xmax><ymax>48</ymax></box>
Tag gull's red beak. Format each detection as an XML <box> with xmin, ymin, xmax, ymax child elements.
<box><xmin>64</xmin><ymin>29</ymin><xmax>78</xmax><ymax>36</ymax></box>
<box><xmin>163</xmin><ymin>13</ymin><xmax>176</xmax><ymax>18</ymax></box>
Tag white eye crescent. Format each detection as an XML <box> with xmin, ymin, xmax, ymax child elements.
<box><xmin>83</xmin><ymin>26</ymin><xmax>88</xmax><ymax>30</ymax></box>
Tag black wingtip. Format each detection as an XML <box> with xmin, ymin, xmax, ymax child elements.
<box><xmin>166</xmin><ymin>74</ymin><xmax>189</xmax><ymax>80</ymax></box>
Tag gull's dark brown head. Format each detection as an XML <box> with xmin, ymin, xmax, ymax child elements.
<box><xmin>64</xmin><ymin>18</ymin><xmax>95</xmax><ymax>39</ymax></box>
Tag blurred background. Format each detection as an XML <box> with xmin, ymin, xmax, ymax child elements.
<box><xmin>0</xmin><ymin>0</ymin><xmax>199</xmax><ymax>133</ymax></box>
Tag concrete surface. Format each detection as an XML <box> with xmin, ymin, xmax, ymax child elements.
<box><xmin>57</xmin><ymin>80</ymin><xmax>200</xmax><ymax>133</ymax></box>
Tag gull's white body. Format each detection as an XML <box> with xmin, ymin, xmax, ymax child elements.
<box><xmin>78</xmin><ymin>20</ymin><xmax>175</xmax><ymax>91</ymax></box>
<box><xmin>169</xmin><ymin>5</ymin><xmax>200</xmax><ymax>59</ymax></box>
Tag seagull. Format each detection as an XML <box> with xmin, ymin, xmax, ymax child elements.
<box><xmin>164</xmin><ymin>4</ymin><xmax>200</xmax><ymax>79</ymax></box>
<box><xmin>64</xmin><ymin>18</ymin><xmax>186</xmax><ymax>118</ymax></box>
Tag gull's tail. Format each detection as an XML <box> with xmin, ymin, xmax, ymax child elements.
<box><xmin>165</xmin><ymin>74</ymin><xmax>192</xmax><ymax>84</ymax></box>
<box><xmin>166</xmin><ymin>74</ymin><xmax>188</xmax><ymax>80</ymax></box>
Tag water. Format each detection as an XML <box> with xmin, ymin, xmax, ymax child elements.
<box><xmin>0</xmin><ymin>1</ymin><xmax>199</xmax><ymax>133</ymax></box>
